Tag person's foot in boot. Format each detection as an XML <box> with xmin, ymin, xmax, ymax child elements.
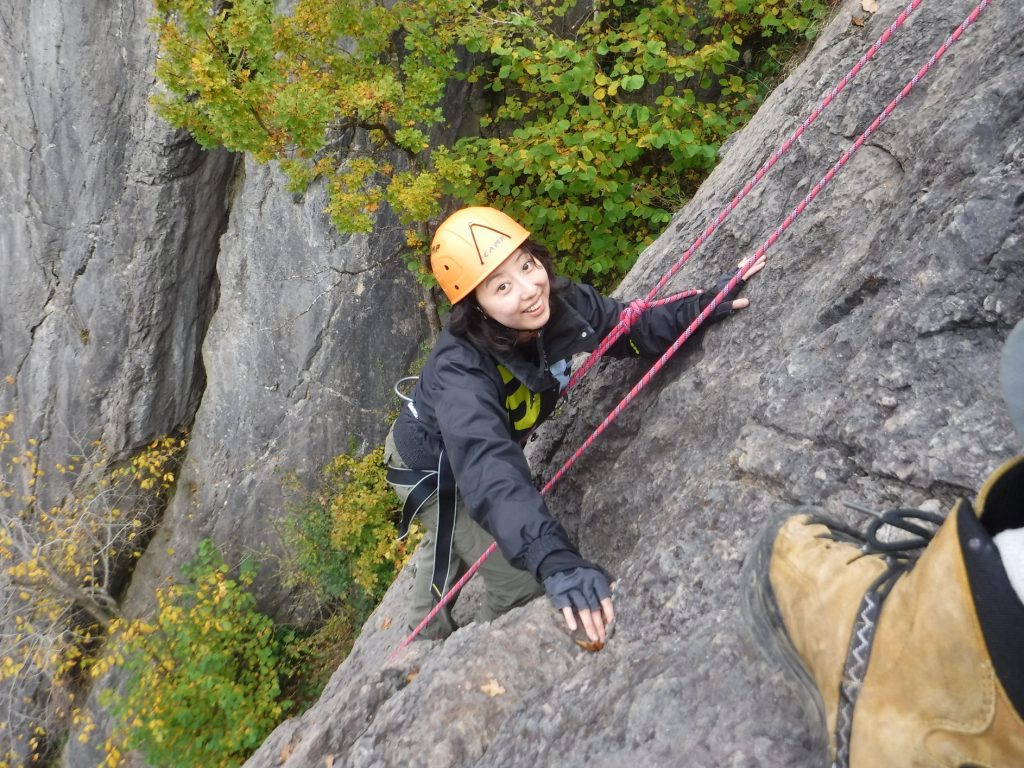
<box><xmin>747</xmin><ymin>455</ymin><xmax>1024</xmax><ymax>767</ymax></box>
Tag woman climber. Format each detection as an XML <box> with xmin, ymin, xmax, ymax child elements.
<box><xmin>385</xmin><ymin>206</ymin><xmax>764</xmax><ymax>644</ymax></box>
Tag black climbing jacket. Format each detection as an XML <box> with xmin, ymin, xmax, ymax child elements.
<box><xmin>391</xmin><ymin>276</ymin><xmax>719</xmax><ymax>579</ymax></box>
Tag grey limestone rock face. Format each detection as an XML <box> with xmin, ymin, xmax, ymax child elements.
<box><xmin>1</xmin><ymin>0</ymin><xmax>431</xmax><ymax>763</ymax></box>
<box><xmin>1</xmin><ymin>0</ymin><xmax>233</xmax><ymax>761</ymax></box>
<box><xmin>123</xmin><ymin>156</ymin><xmax>427</xmax><ymax>621</ymax></box>
<box><xmin>64</xmin><ymin>153</ymin><xmax>429</xmax><ymax>767</ymax></box>
<box><xmin>0</xmin><ymin>0</ymin><xmax>234</xmax><ymax>489</ymax></box>
<box><xmin>242</xmin><ymin>1</ymin><xmax>1024</xmax><ymax>766</ymax></box>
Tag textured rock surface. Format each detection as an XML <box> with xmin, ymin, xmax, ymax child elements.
<box><xmin>0</xmin><ymin>0</ymin><xmax>234</xmax><ymax>487</ymax></box>
<box><xmin>3</xmin><ymin>0</ymin><xmax>1021</xmax><ymax>765</ymax></box>
<box><xmin>1</xmin><ymin>1</ymin><xmax>233</xmax><ymax>760</ymax></box>
<box><xmin>63</xmin><ymin>154</ymin><xmax>429</xmax><ymax>767</ymax></box>
<box><xmin>1</xmin><ymin>1</ymin><xmax>430</xmax><ymax>763</ymax></box>
<box><xmin>243</xmin><ymin>2</ymin><xmax>1024</xmax><ymax>766</ymax></box>
<box><xmin>123</xmin><ymin>157</ymin><xmax>426</xmax><ymax>620</ymax></box>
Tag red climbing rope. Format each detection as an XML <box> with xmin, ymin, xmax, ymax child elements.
<box><xmin>565</xmin><ymin>0</ymin><xmax>927</xmax><ymax>391</ymax></box>
<box><xmin>390</xmin><ymin>0</ymin><xmax>993</xmax><ymax>659</ymax></box>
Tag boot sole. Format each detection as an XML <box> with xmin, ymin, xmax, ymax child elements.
<box><xmin>741</xmin><ymin>511</ymin><xmax>830</xmax><ymax>762</ymax></box>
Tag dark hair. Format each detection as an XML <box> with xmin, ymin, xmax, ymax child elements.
<box><xmin>447</xmin><ymin>240</ymin><xmax>565</xmax><ymax>352</ymax></box>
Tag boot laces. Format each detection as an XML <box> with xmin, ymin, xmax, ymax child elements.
<box><xmin>809</xmin><ymin>503</ymin><xmax>945</xmax><ymax>768</ymax></box>
<box><xmin>817</xmin><ymin>502</ymin><xmax>944</xmax><ymax>567</ymax></box>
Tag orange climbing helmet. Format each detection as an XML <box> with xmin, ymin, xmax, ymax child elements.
<box><xmin>431</xmin><ymin>207</ymin><xmax>531</xmax><ymax>304</ymax></box>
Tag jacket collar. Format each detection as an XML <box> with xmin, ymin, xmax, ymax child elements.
<box><xmin>489</xmin><ymin>285</ymin><xmax>596</xmax><ymax>391</ymax></box>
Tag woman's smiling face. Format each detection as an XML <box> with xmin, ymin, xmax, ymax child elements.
<box><xmin>473</xmin><ymin>247</ymin><xmax>551</xmax><ymax>332</ymax></box>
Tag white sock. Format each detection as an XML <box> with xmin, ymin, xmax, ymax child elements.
<box><xmin>994</xmin><ymin>527</ymin><xmax>1024</xmax><ymax>605</ymax></box>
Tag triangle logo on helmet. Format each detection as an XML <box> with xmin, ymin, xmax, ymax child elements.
<box><xmin>468</xmin><ymin>223</ymin><xmax>511</xmax><ymax>265</ymax></box>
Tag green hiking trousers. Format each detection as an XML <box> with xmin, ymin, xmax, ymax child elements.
<box><xmin>384</xmin><ymin>428</ymin><xmax>544</xmax><ymax>640</ymax></box>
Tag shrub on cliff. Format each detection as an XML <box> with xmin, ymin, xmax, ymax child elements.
<box><xmin>103</xmin><ymin>540</ymin><xmax>301</xmax><ymax>768</ymax></box>
<box><xmin>279</xmin><ymin>446</ymin><xmax>419</xmax><ymax>629</ymax></box>
<box><xmin>150</xmin><ymin>0</ymin><xmax>832</xmax><ymax>292</ymax></box>
<box><xmin>0</xmin><ymin>398</ymin><xmax>183</xmax><ymax>766</ymax></box>
<box><xmin>102</xmin><ymin>447</ymin><xmax>418</xmax><ymax>767</ymax></box>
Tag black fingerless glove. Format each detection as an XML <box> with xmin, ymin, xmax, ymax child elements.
<box><xmin>543</xmin><ymin>566</ymin><xmax>613</xmax><ymax>613</ymax></box>
<box><xmin>538</xmin><ymin>548</ymin><xmax>613</xmax><ymax>611</ymax></box>
<box><xmin>699</xmin><ymin>267</ymin><xmax>745</xmax><ymax>322</ymax></box>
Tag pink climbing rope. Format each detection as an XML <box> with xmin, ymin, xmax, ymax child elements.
<box><xmin>390</xmin><ymin>0</ymin><xmax>993</xmax><ymax>659</ymax></box>
<box><xmin>545</xmin><ymin>0</ymin><xmax>994</xmax><ymax>492</ymax></box>
<box><xmin>565</xmin><ymin>0</ymin><xmax>927</xmax><ymax>391</ymax></box>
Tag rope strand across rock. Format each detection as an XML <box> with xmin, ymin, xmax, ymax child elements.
<box><xmin>565</xmin><ymin>0</ymin><xmax>929</xmax><ymax>392</ymax></box>
<box><xmin>390</xmin><ymin>0</ymin><xmax>995</xmax><ymax>659</ymax></box>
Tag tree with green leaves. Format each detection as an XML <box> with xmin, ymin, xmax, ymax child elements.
<box><xmin>151</xmin><ymin>0</ymin><xmax>831</xmax><ymax>309</ymax></box>
<box><xmin>103</xmin><ymin>540</ymin><xmax>301</xmax><ymax>768</ymax></box>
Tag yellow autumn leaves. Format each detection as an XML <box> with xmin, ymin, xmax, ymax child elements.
<box><xmin>0</xmin><ymin>402</ymin><xmax>187</xmax><ymax>767</ymax></box>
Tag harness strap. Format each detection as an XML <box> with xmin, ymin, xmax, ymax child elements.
<box><xmin>387</xmin><ymin>450</ymin><xmax>459</xmax><ymax>602</ymax></box>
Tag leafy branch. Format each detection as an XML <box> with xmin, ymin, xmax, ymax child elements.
<box><xmin>150</xmin><ymin>0</ymin><xmax>832</xmax><ymax>297</ymax></box>
<box><xmin>0</xmin><ymin>401</ymin><xmax>184</xmax><ymax>766</ymax></box>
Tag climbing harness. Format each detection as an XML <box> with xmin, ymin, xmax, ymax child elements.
<box><xmin>390</xmin><ymin>376</ymin><xmax>461</xmax><ymax>598</ymax></box>
<box><xmin>387</xmin><ymin>451</ymin><xmax>459</xmax><ymax>601</ymax></box>
<box><xmin>390</xmin><ymin>0</ymin><xmax>994</xmax><ymax>658</ymax></box>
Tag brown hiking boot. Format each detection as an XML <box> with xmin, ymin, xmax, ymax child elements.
<box><xmin>748</xmin><ymin>455</ymin><xmax>1024</xmax><ymax>767</ymax></box>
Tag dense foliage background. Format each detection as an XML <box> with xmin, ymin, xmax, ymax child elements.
<box><xmin>152</xmin><ymin>0</ymin><xmax>832</xmax><ymax>289</ymax></box>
